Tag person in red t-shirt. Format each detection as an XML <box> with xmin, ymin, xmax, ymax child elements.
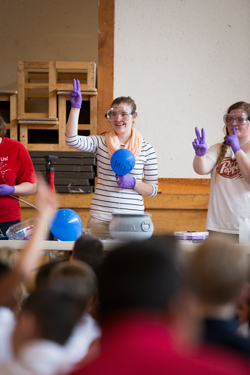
<box><xmin>0</xmin><ymin>116</ymin><xmax>37</xmax><ymax>235</ymax></box>
<box><xmin>68</xmin><ymin>236</ymin><xmax>250</xmax><ymax>375</ymax></box>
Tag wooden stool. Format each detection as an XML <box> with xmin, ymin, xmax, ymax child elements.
<box><xmin>19</xmin><ymin>118</ymin><xmax>59</xmax><ymax>151</ymax></box>
<box><xmin>17</xmin><ymin>61</ymin><xmax>57</xmax><ymax>119</ymax></box>
<box><xmin>0</xmin><ymin>91</ymin><xmax>18</xmax><ymax>140</ymax></box>
<box><xmin>57</xmin><ymin>91</ymin><xmax>97</xmax><ymax>151</ymax></box>
<box><xmin>56</xmin><ymin>61</ymin><xmax>96</xmax><ymax>92</ymax></box>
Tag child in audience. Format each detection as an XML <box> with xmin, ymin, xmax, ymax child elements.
<box><xmin>49</xmin><ymin>260</ymin><xmax>101</xmax><ymax>370</ymax></box>
<box><xmin>0</xmin><ymin>175</ymin><xmax>57</xmax><ymax>366</ymax></box>
<box><xmin>188</xmin><ymin>236</ymin><xmax>250</xmax><ymax>359</ymax></box>
<box><xmin>0</xmin><ymin>262</ymin><xmax>16</xmax><ymax>363</ymax></box>
<box><xmin>71</xmin><ymin>235</ymin><xmax>104</xmax><ymax>274</ymax></box>
<box><xmin>0</xmin><ymin>175</ymin><xmax>57</xmax><ymax>307</ymax></box>
<box><xmin>0</xmin><ymin>287</ymin><xmax>82</xmax><ymax>375</ymax></box>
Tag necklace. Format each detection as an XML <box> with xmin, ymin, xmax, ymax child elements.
<box><xmin>240</xmin><ymin>140</ymin><xmax>250</xmax><ymax>148</ymax></box>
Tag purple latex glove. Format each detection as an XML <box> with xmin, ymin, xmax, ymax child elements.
<box><xmin>0</xmin><ymin>184</ymin><xmax>15</xmax><ymax>196</ymax></box>
<box><xmin>225</xmin><ymin>126</ymin><xmax>241</xmax><ymax>154</ymax></box>
<box><xmin>116</xmin><ymin>175</ymin><xmax>136</xmax><ymax>189</ymax></box>
<box><xmin>69</xmin><ymin>79</ymin><xmax>82</xmax><ymax>108</ymax></box>
<box><xmin>192</xmin><ymin>127</ymin><xmax>207</xmax><ymax>156</ymax></box>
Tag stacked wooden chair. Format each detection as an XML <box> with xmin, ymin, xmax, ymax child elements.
<box><xmin>17</xmin><ymin>60</ymin><xmax>97</xmax><ymax>151</ymax></box>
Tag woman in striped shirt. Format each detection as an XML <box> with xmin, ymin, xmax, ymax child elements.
<box><xmin>65</xmin><ymin>79</ymin><xmax>158</xmax><ymax>238</ymax></box>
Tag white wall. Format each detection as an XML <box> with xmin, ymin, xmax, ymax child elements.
<box><xmin>114</xmin><ymin>0</ymin><xmax>250</xmax><ymax>178</ymax></box>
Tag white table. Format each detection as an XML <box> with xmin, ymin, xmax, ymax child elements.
<box><xmin>0</xmin><ymin>239</ymin><xmax>123</xmax><ymax>253</ymax></box>
<box><xmin>0</xmin><ymin>239</ymin><xmax>248</xmax><ymax>254</ymax></box>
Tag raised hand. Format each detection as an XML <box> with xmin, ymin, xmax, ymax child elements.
<box><xmin>69</xmin><ymin>79</ymin><xmax>82</xmax><ymax>108</ymax></box>
<box><xmin>116</xmin><ymin>175</ymin><xmax>136</xmax><ymax>189</ymax></box>
<box><xmin>225</xmin><ymin>126</ymin><xmax>241</xmax><ymax>154</ymax></box>
<box><xmin>192</xmin><ymin>127</ymin><xmax>207</xmax><ymax>156</ymax></box>
<box><xmin>0</xmin><ymin>184</ymin><xmax>15</xmax><ymax>196</ymax></box>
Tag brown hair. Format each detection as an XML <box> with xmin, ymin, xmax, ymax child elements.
<box><xmin>0</xmin><ymin>115</ymin><xmax>7</xmax><ymax>137</ymax></box>
<box><xmin>49</xmin><ymin>260</ymin><xmax>97</xmax><ymax>313</ymax></box>
<box><xmin>215</xmin><ymin>101</ymin><xmax>250</xmax><ymax>179</ymax></box>
<box><xmin>188</xmin><ymin>237</ymin><xmax>249</xmax><ymax>305</ymax></box>
<box><xmin>111</xmin><ymin>96</ymin><xmax>137</xmax><ymax>113</ymax></box>
<box><xmin>72</xmin><ymin>235</ymin><xmax>104</xmax><ymax>273</ymax></box>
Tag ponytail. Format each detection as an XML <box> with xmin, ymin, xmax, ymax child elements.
<box><xmin>215</xmin><ymin>138</ymin><xmax>229</xmax><ymax>182</ymax></box>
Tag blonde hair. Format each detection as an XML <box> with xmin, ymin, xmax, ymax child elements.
<box><xmin>0</xmin><ymin>247</ymin><xmax>27</xmax><ymax>315</ymax></box>
<box><xmin>215</xmin><ymin>101</ymin><xmax>250</xmax><ymax>180</ymax></box>
<box><xmin>0</xmin><ymin>247</ymin><xmax>20</xmax><ymax>267</ymax></box>
<box><xmin>189</xmin><ymin>237</ymin><xmax>249</xmax><ymax>305</ymax></box>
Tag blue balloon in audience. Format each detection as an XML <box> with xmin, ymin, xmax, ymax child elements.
<box><xmin>50</xmin><ymin>209</ymin><xmax>83</xmax><ymax>241</ymax></box>
<box><xmin>110</xmin><ymin>149</ymin><xmax>136</xmax><ymax>176</ymax></box>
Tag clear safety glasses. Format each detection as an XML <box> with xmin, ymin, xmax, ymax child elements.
<box><xmin>223</xmin><ymin>113</ymin><xmax>250</xmax><ymax>126</ymax></box>
<box><xmin>105</xmin><ymin>108</ymin><xmax>136</xmax><ymax>122</ymax></box>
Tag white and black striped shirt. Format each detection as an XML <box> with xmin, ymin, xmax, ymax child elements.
<box><xmin>65</xmin><ymin>134</ymin><xmax>158</xmax><ymax>221</ymax></box>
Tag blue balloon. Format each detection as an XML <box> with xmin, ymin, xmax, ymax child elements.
<box><xmin>50</xmin><ymin>209</ymin><xmax>83</xmax><ymax>241</ymax></box>
<box><xmin>110</xmin><ymin>149</ymin><xmax>136</xmax><ymax>176</ymax></box>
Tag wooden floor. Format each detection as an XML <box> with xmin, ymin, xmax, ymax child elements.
<box><xmin>20</xmin><ymin>178</ymin><xmax>210</xmax><ymax>235</ymax></box>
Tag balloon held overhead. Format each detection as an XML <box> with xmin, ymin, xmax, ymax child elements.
<box><xmin>110</xmin><ymin>149</ymin><xmax>136</xmax><ymax>176</ymax></box>
<box><xmin>50</xmin><ymin>209</ymin><xmax>83</xmax><ymax>241</ymax></box>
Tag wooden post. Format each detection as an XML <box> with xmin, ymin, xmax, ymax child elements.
<box><xmin>98</xmin><ymin>0</ymin><xmax>114</xmax><ymax>135</ymax></box>
<box><xmin>20</xmin><ymin>123</ymin><xmax>28</xmax><ymax>149</ymax></box>
<box><xmin>49</xmin><ymin>61</ymin><xmax>57</xmax><ymax>119</ymax></box>
<box><xmin>90</xmin><ymin>95</ymin><xmax>98</xmax><ymax>135</ymax></box>
<box><xmin>10</xmin><ymin>94</ymin><xmax>17</xmax><ymax>140</ymax></box>
<box><xmin>58</xmin><ymin>94</ymin><xmax>66</xmax><ymax>151</ymax></box>
<box><xmin>0</xmin><ymin>91</ymin><xmax>18</xmax><ymax>141</ymax></box>
<box><xmin>17</xmin><ymin>61</ymin><xmax>25</xmax><ymax>118</ymax></box>
<box><xmin>87</xmin><ymin>62</ymin><xmax>96</xmax><ymax>90</ymax></box>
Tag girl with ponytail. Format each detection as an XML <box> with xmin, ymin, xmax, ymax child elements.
<box><xmin>192</xmin><ymin>101</ymin><xmax>250</xmax><ymax>241</ymax></box>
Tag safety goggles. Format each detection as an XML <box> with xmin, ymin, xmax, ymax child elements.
<box><xmin>223</xmin><ymin>113</ymin><xmax>250</xmax><ymax>126</ymax></box>
<box><xmin>105</xmin><ymin>107</ymin><xmax>136</xmax><ymax>122</ymax></box>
